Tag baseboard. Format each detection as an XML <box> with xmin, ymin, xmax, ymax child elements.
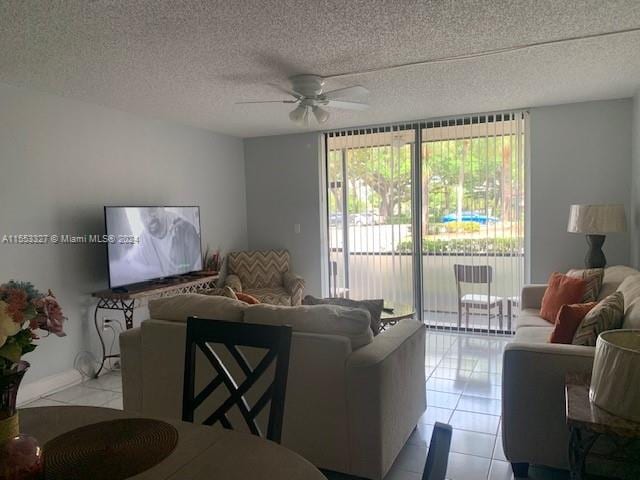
<box><xmin>16</xmin><ymin>369</ymin><xmax>84</xmax><ymax>406</ymax></box>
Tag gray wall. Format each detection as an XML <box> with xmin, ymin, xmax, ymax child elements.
<box><xmin>0</xmin><ymin>83</ymin><xmax>247</xmax><ymax>384</ymax></box>
<box><xmin>529</xmin><ymin>99</ymin><xmax>632</xmax><ymax>282</ymax></box>
<box><xmin>244</xmin><ymin>133</ymin><xmax>324</xmax><ymax>295</ymax></box>
<box><xmin>631</xmin><ymin>91</ymin><xmax>640</xmax><ymax>268</ymax></box>
<box><xmin>243</xmin><ymin>99</ymin><xmax>634</xmax><ymax>293</ymax></box>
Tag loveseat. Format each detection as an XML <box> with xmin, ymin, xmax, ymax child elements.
<box><xmin>120</xmin><ymin>293</ymin><xmax>426</xmax><ymax>480</ymax></box>
<box><xmin>502</xmin><ymin>265</ymin><xmax>640</xmax><ymax>477</ymax></box>
<box><xmin>224</xmin><ymin>249</ymin><xmax>304</xmax><ymax>306</ymax></box>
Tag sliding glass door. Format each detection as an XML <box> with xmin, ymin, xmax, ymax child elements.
<box><xmin>327</xmin><ymin>128</ymin><xmax>415</xmax><ymax>306</ymax></box>
<box><xmin>326</xmin><ymin>112</ymin><xmax>527</xmax><ymax>333</ymax></box>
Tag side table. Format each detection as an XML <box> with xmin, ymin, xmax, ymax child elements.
<box><xmin>380</xmin><ymin>303</ymin><xmax>415</xmax><ymax>331</ymax></box>
<box><xmin>565</xmin><ymin>373</ymin><xmax>640</xmax><ymax>479</ymax></box>
<box><xmin>91</xmin><ymin>274</ymin><xmax>218</xmax><ymax>377</ymax></box>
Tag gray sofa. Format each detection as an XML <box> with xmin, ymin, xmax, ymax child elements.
<box><xmin>502</xmin><ymin>265</ymin><xmax>640</xmax><ymax>477</ymax></box>
<box><xmin>120</xmin><ymin>293</ymin><xmax>426</xmax><ymax>480</ymax></box>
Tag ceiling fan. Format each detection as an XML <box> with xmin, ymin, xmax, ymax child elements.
<box><xmin>236</xmin><ymin>74</ymin><xmax>369</xmax><ymax>127</ymax></box>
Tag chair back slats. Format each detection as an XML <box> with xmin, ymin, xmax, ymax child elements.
<box><xmin>182</xmin><ymin>317</ymin><xmax>292</xmax><ymax>443</ymax></box>
<box><xmin>453</xmin><ymin>264</ymin><xmax>493</xmax><ymax>284</ymax></box>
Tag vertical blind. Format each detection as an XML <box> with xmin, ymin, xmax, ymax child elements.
<box><xmin>326</xmin><ymin>112</ymin><xmax>527</xmax><ymax>333</ymax></box>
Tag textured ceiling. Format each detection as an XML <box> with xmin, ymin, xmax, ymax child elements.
<box><xmin>1</xmin><ymin>1</ymin><xmax>640</xmax><ymax>137</ymax></box>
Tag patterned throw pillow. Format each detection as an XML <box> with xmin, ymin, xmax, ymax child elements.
<box><xmin>572</xmin><ymin>291</ymin><xmax>624</xmax><ymax>346</ymax></box>
<box><xmin>566</xmin><ymin>268</ymin><xmax>604</xmax><ymax>303</ymax></box>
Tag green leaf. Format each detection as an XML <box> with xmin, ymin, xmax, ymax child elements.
<box><xmin>0</xmin><ymin>342</ymin><xmax>22</xmax><ymax>363</ymax></box>
<box><xmin>22</xmin><ymin>303</ymin><xmax>37</xmax><ymax>321</ymax></box>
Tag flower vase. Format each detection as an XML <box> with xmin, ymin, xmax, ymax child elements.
<box><xmin>0</xmin><ymin>361</ymin><xmax>28</xmax><ymax>443</ymax></box>
<box><xmin>0</xmin><ymin>361</ymin><xmax>43</xmax><ymax>480</ymax></box>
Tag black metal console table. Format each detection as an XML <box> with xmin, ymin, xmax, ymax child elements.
<box><xmin>91</xmin><ymin>274</ymin><xmax>218</xmax><ymax>377</ymax></box>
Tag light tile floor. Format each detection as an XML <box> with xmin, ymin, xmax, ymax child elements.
<box><xmin>23</xmin><ymin>330</ymin><xmax>568</xmax><ymax>480</ymax></box>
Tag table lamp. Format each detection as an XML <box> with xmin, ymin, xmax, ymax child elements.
<box><xmin>567</xmin><ymin>204</ymin><xmax>626</xmax><ymax>268</ymax></box>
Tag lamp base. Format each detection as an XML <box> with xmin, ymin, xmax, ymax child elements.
<box><xmin>585</xmin><ymin>234</ymin><xmax>606</xmax><ymax>269</ymax></box>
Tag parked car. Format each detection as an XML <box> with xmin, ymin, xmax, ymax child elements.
<box><xmin>441</xmin><ymin>211</ymin><xmax>497</xmax><ymax>225</ymax></box>
<box><xmin>329</xmin><ymin>213</ymin><xmax>344</xmax><ymax>226</ymax></box>
<box><xmin>351</xmin><ymin>212</ymin><xmax>382</xmax><ymax>225</ymax></box>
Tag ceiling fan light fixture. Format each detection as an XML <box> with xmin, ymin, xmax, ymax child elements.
<box><xmin>313</xmin><ymin>106</ymin><xmax>330</xmax><ymax>124</ymax></box>
<box><xmin>289</xmin><ymin>104</ymin><xmax>309</xmax><ymax>126</ymax></box>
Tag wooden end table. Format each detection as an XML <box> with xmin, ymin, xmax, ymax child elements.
<box><xmin>565</xmin><ymin>373</ymin><xmax>640</xmax><ymax>480</ymax></box>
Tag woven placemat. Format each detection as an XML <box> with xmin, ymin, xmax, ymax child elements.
<box><xmin>44</xmin><ymin>418</ymin><xmax>179</xmax><ymax>480</ymax></box>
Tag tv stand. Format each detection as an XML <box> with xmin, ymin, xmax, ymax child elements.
<box><xmin>91</xmin><ymin>273</ymin><xmax>218</xmax><ymax>377</ymax></box>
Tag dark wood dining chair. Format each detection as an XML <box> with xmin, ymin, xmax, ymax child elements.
<box><xmin>182</xmin><ymin>317</ymin><xmax>292</xmax><ymax>443</ymax></box>
<box><xmin>453</xmin><ymin>264</ymin><xmax>503</xmax><ymax>331</ymax></box>
<box><xmin>422</xmin><ymin>422</ymin><xmax>452</xmax><ymax>480</ymax></box>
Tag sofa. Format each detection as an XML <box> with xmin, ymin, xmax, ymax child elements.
<box><xmin>502</xmin><ymin>265</ymin><xmax>640</xmax><ymax>476</ymax></box>
<box><xmin>223</xmin><ymin>249</ymin><xmax>305</xmax><ymax>306</ymax></box>
<box><xmin>120</xmin><ymin>293</ymin><xmax>426</xmax><ymax>480</ymax></box>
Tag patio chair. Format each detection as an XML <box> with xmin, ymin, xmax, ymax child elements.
<box><xmin>453</xmin><ymin>264</ymin><xmax>503</xmax><ymax>331</ymax></box>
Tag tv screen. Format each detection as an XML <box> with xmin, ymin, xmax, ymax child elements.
<box><xmin>105</xmin><ymin>206</ymin><xmax>202</xmax><ymax>288</ymax></box>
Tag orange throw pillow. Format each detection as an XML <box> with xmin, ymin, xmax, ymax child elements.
<box><xmin>549</xmin><ymin>302</ymin><xmax>597</xmax><ymax>344</ymax></box>
<box><xmin>540</xmin><ymin>273</ymin><xmax>588</xmax><ymax>323</ymax></box>
<box><xmin>235</xmin><ymin>292</ymin><xmax>260</xmax><ymax>304</ymax></box>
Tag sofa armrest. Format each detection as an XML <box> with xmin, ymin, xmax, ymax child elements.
<box><xmin>502</xmin><ymin>341</ymin><xmax>595</xmax><ymax>469</ymax></box>
<box><xmin>119</xmin><ymin>328</ymin><xmax>143</xmax><ymax>412</ymax></box>
<box><xmin>521</xmin><ymin>284</ymin><xmax>547</xmax><ymax>309</ymax></box>
<box><xmin>283</xmin><ymin>271</ymin><xmax>305</xmax><ymax>305</ymax></box>
<box><xmin>225</xmin><ymin>274</ymin><xmax>242</xmax><ymax>293</ymax></box>
<box><xmin>345</xmin><ymin>320</ymin><xmax>426</xmax><ymax>480</ymax></box>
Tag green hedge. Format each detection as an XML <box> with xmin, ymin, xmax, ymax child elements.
<box><xmin>397</xmin><ymin>237</ymin><xmax>523</xmax><ymax>255</ymax></box>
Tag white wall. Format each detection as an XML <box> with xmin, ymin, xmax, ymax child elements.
<box><xmin>243</xmin><ymin>133</ymin><xmax>324</xmax><ymax>296</ymax></box>
<box><xmin>529</xmin><ymin>99</ymin><xmax>632</xmax><ymax>282</ymax></box>
<box><xmin>631</xmin><ymin>91</ymin><xmax>640</xmax><ymax>268</ymax></box>
<box><xmin>0</xmin><ymin>83</ymin><xmax>247</xmax><ymax>385</ymax></box>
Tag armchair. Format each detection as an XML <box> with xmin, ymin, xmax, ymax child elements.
<box><xmin>224</xmin><ymin>249</ymin><xmax>305</xmax><ymax>305</ymax></box>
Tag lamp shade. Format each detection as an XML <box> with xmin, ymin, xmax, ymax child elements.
<box><xmin>567</xmin><ymin>204</ymin><xmax>626</xmax><ymax>234</ymax></box>
<box><xmin>590</xmin><ymin>330</ymin><xmax>640</xmax><ymax>422</ymax></box>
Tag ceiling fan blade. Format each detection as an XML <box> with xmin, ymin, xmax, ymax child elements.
<box><xmin>325</xmin><ymin>99</ymin><xmax>370</xmax><ymax>111</ymax></box>
<box><xmin>323</xmin><ymin>85</ymin><xmax>369</xmax><ymax>100</ymax></box>
<box><xmin>235</xmin><ymin>100</ymin><xmax>297</xmax><ymax>104</ymax></box>
<box><xmin>267</xmin><ymin>82</ymin><xmax>302</xmax><ymax>99</ymax></box>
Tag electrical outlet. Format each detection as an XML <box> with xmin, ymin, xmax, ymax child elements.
<box><xmin>294</xmin><ymin>223</ymin><xmax>301</xmax><ymax>234</ymax></box>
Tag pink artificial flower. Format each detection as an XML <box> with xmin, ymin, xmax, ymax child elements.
<box><xmin>32</xmin><ymin>290</ymin><xmax>66</xmax><ymax>337</ymax></box>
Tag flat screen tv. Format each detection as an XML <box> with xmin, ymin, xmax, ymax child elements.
<box><xmin>105</xmin><ymin>206</ymin><xmax>202</xmax><ymax>288</ymax></box>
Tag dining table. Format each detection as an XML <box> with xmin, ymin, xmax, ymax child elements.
<box><xmin>20</xmin><ymin>405</ymin><xmax>328</xmax><ymax>480</ymax></box>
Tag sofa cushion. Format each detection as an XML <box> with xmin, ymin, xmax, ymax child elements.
<box><xmin>619</xmin><ymin>274</ymin><xmax>640</xmax><ymax>329</ymax></box>
<box><xmin>623</xmin><ymin>300</ymin><xmax>640</xmax><ymax>329</ymax></box>
<box><xmin>549</xmin><ymin>303</ymin><xmax>597</xmax><ymax>344</ymax></box>
<box><xmin>540</xmin><ymin>273</ymin><xmax>587</xmax><ymax>323</ymax></box>
<box><xmin>515</xmin><ymin>308</ymin><xmax>552</xmax><ymax>329</ymax></box>
<box><xmin>598</xmin><ymin>265</ymin><xmax>640</xmax><ymax>299</ymax></box>
<box><xmin>573</xmin><ymin>292</ymin><xmax>624</xmax><ymax>347</ymax></box>
<box><xmin>148</xmin><ymin>293</ymin><xmax>247</xmax><ymax>323</ymax></box>
<box><xmin>244</xmin><ymin>303</ymin><xmax>374</xmax><ymax>350</ymax></box>
<box><xmin>616</xmin><ymin>273</ymin><xmax>640</xmax><ymax>307</ymax></box>
<box><xmin>513</xmin><ymin>325</ymin><xmax>554</xmax><ymax>344</ymax></box>
<box><xmin>302</xmin><ymin>295</ymin><xmax>383</xmax><ymax>335</ymax></box>
<box><xmin>566</xmin><ymin>268</ymin><xmax>604</xmax><ymax>302</ymax></box>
